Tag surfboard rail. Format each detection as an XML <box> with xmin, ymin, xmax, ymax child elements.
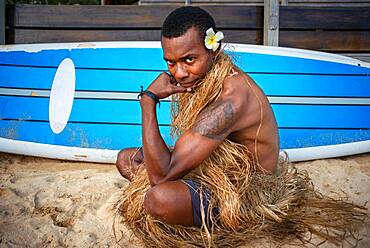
<box><xmin>0</xmin><ymin>137</ymin><xmax>369</xmax><ymax>163</ymax></box>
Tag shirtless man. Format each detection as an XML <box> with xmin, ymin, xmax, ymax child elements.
<box><xmin>116</xmin><ymin>6</ymin><xmax>280</xmax><ymax>227</ymax></box>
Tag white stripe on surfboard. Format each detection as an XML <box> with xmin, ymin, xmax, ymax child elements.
<box><xmin>0</xmin><ymin>137</ymin><xmax>369</xmax><ymax>163</ymax></box>
<box><xmin>1</xmin><ymin>41</ymin><xmax>369</xmax><ymax>68</ymax></box>
<box><xmin>0</xmin><ymin>88</ymin><xmax>137</xmax><ymax>100</ymax></box>
<box><xmin>267</xmin><ymin>96</ymin><xmax>370</xmax><ymax>105</ymax></box>
<box><xmin>228</xmin><ymin>43</ymin><xmax>370</xmax><ymax>69</ymax></box>
<box><xmin>1</xmin><ymin>87</ymin><xmax>370</xmax><ymax>105</ymax></box>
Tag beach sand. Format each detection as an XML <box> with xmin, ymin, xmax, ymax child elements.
<box><xmin>0</xmin><ymin>152</ymin><xmax>369</xmax><ymax>247</ymax></box>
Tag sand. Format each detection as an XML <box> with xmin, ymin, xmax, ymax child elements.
<box><xmin>0</xmin><ymin>152</ymin><xmax>369</xmax><ymax>247</ymax></box>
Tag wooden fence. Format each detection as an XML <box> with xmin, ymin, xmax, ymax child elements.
<box><xmin>140</xmin><ymin>0</ymin><xmax>370</xmax><ymax>7</ymax></box>
<box><xmin>4</xmin><ymin>5</ymin><xmax>370</xmax><ymax>58</ymax></box>
<box><xmin>0</xmin><ymin>0</ymin><xmax>4</xmax><ymax>44</ymax></box>
<box><xmin>139</xmin><ymin>0</ymin><xmax>370</xmax><ymax>7</ymax></box>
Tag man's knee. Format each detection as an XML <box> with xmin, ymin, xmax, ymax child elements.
<box><xmin>116</xmin><ymin>148</ymin><xmax>137</xmax><ymax>179</ymax></box>
<box><xmin>116</xmin><ymin>149</ymin><xmax>130</xmax><ymax>170</ymax></box>
<box><xmin>144</xmin><ymin>186</ymin><xmax>168</xmax><ymax>218</ymax></box>
<box><xmin>116</xmin><ymin>148</ymin><xmax>130</xmax><ymax>165</ymax></box>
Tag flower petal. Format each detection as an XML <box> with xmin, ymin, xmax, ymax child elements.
<box><xmin>205</xmin><ymin>37</ymin><xmax>213</xmax><ymax>49</ymax></box>
<box><xmin>215</xmin><ymin>31</ymin><xmax>224</xmax><ymax>41</ymax></box>
<box><xmin>212</xmin><ymin>42</ymin><xmax>220</xmax><ymax>51</ymax></box>
<box><xmin>206</xmin><ymin>28</ymin><xmax>215</xmax><ymax>37</ymax></box>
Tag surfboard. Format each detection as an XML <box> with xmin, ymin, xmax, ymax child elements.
<box><xmin>0</xmin><ymin>42</ymin><xmax>369</xmax><ymax>163</ymax></box>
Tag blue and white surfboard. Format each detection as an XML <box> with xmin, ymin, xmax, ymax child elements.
<box><xmin>0</xmin><ymin>42</ymin><xmax>369</xmax><ymax>162</ymax></box>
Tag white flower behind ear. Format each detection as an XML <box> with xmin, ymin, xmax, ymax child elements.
<box><xmin>204</xmin><ymin>28</ymin><xmax>224</xmax><ymax>52</ymax></box>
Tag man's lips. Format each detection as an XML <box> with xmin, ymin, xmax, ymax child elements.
<box><xmin>178</xmin><ymin>79</ymin><xmax>202</xmax><ymax>88</ymax></box>
<box><xmin>179</xmin><ymin>82</ymin><xmax>194</xmax><ymax>88</ymax></box>
<box><xmin>175</xmin><ymin>76</ymin><xmax>202</xmax><ymax>88</ymax></box>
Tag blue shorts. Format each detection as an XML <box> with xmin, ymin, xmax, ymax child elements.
<box><xmin>183</xmin><ymin>179</ymin><xmax>219</xmax><ymax>227</ymax></box>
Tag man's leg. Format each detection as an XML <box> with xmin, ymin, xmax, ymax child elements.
<box><xmin>144</xmin><ymin>181</ymin><xmax>194</xmax><ymax>226</ymax></box>
<box><xmin>116</xmin><ymin>147</ymin><xmax>143</xmax><ymax>181</ymax></box>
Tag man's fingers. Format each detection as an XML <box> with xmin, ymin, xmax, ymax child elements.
<box><xmin>171</xmin><ymin>85</ymin><xmax>187</xmax><ymax>93</ymax></box>
<box><xmin>165</xmin><ymin>72</ymin><xmax>177</xmax><ymax>85</ymax></box>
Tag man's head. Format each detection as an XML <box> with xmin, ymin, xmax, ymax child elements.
<box><xmin>161</xmin><ymin>6</ymin><xmax>217</xmax><ymax>41</ymax></box>
<box><xmin>161</xmin><ymin>7</ymin><xmax>219</xmax><ymax>88</ymax></box>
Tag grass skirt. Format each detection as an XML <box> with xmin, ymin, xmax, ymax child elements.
<box><xmin>113</xmin><ymin>144</ymin><xmax>367</xmax><ymax>247</ymax></box>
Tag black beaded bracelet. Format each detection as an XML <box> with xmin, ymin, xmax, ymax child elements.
<box><xmin>138</xmin><ymin>86</ymin><xmax>160</xmax><ymax>107</ymax></box>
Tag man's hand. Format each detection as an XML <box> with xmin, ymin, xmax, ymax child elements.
<box><xmin>147</xmin><ymin>73</ymin><xmax>187</xmax><ymax>99</ymax></box>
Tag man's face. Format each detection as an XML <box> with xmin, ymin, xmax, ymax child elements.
<box><xmin>161</xmin><ymin>27</ymin><xmax>214</xmax><ymax>88</ymax></box>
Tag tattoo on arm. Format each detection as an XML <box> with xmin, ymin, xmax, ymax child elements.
<box><xmin>192</xmin><ymin>100</ymin><xmax>235</xmax><ymax>140</ymax></box>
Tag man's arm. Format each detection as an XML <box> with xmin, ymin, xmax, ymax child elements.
<box><xmin>141</xmin><ymin>93</ymin><xmax>237</xmax><ymax>186</ymax></box>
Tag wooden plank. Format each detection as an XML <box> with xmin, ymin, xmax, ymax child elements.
<box><xmin>281</xmin><ymin>0</ymin><xmax>288</xmax><ymax>6</ymax></box>
<box><xmin>140</xmin><ymin>0</ymin><xmax>370</xmax><ymax>2</ymax></box>
<box><xmin>288</xmin><ymin>0</ymin><xmax>370</xmax><ymax>6</ymax></box>
<box><xmin>9</xmin><ymin>29</ymin><xmax>162</xmax><ymax>43</ymax></box>
<box><xmin>263</xmin><ymin>0</ymin><xmax>279</xmax><ymax>46</ymax></box>
<box><xmin>139</xmin><ymin>0</ymin><xmax>370</xmax><ymax>7</ymax></box>
<box><xmin>140</xmin><ymin>0</ymin><xmax>370</xmax><ymax>3</ymax></box>
<box><xmin>12</xmin><ymin>5</ymin><xmax>368</xmax><ymax>31</ymax></box>
<box><xmin>290</xmin><ymin>0</ymin><xmax>370</xmax><ymax>3</ymax></box>
<box><xmin>9</xmin><ymin>29</ymin><xmax>262</xmax><ymax>44</ymax></box>
<box><xmin>11</xmin><ymin>5</ymin><xmax>171</xmax><ymax>28</ymax></box>
<box><xmin>280</xmin><ymin>7</ymin><xmax>370</xmax><ymax>29</ymax></box>
<box><xmin>339</xmin><ymin>53</ymin><xmax>370</xmax><ymax>63</ymax></box>
<box><xmin>204</xmin><ymin>6</ymin><xmax>263</xmax><ymax>29</ymax></box>
<box><xmin>10</xmin><ymin>5</ymin><xmax>263</xmax><ymax>29</ymax></box>
<box><xmin>0</xmin><ymin>0</ymin><xmax>4</xmax><ymax>45</ymax></box>
<box><xmin>280</xmin><ymin>30</ymin><xmax>370</xmax><ymax>52</ymax></box>
<box><xmin>140</xmin><ymin>0</ymin><xmax>264</xmax><ymax>4</ymax></box>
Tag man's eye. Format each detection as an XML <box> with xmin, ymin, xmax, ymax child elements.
<box><xmin>185</xmin><ymin>57</ymin><xmax>194</xmax><ymax>63</ymax></box>
<box><xmin>167</xmin><ymin>61</ymin><xmax>175</xmax><ymax>66</ymax></box>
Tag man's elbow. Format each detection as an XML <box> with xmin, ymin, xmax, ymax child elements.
<box><xmin>148</xmin><ymin>174</ymin><xmax>168</xmax><ymax>187</ymax></box>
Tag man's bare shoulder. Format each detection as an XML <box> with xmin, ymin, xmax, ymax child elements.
<box><xmin>220</xmin><ymin>70</ymin><xmax>250</xmax><ymax>111</ymax></box>
<box><xmin>191</xmin><ymin>72</ymin><xmax>251</xmax><ymax>140</ymax></box>
<box><xmin>192</xmin><ymin>99</ymin><xmax>235</xmax><ymax>140</ymax></box>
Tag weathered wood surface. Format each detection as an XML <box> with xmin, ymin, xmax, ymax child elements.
<box><xmin>280</xmin><ymin>30</ymin><xmax>370</xmax><ymax>52</ymax></box>
<box><xmin>0</xmin><ymin>0</ymin><xmax>4</xmax><ymax>45</ymax></box>
<box><xmin>7</xmin><ymin>5</ymin><xmax>368</xmax><ymax>30</ymax></box>
<box><xmin>340</xmin><ymin>53</ymin><xmax>370</xmax><ymax>63</ymax></box>
<box><xmin>6</xmin><ymin>29</ymin><xmax>262</xmax><ymax>44</ymax></box>
<box><xmin>264</xmin><ymin>0</ymin><xmax>279</xmax><ymax>46</ymax></box>
<box><xmin>280</xmin><ymin>7</ymin><xmax>370</xmax><ymax>29</ymax></box>
<box><xmin>5</xmin><ymin>5</ymin><xmax>370</xmax><ymax>53</ymax></box>
<box><xmin>8</xmin><ymin>5</ymin><xmax>262</xmax><ymax>28</ymax></box>
<box><xmin>140</xmin><ymin>0</ymin><xmax>370</xmax><ymax>7</ymax></box>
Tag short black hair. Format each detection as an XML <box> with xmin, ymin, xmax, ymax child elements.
<box><xmin>161</xmin><ymin>6</ymin><xmax>217</xmax><ymax>41</ymax></box>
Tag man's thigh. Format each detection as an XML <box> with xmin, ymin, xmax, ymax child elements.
<box><xmin>144</xmin><ymin>180</ymin><xmax>216</xmax><ymax>227</ymax></box>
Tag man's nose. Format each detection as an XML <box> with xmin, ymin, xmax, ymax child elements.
<box><xmin>174</xmin><ymin>64</ymin><xmax>189</xmax><ymax>82</ymax></box>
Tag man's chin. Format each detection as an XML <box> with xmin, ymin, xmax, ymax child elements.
<box><xmin>180</xmin><ymin>78</ymin><xmax>203</xmax><ymax>89</ymax></box>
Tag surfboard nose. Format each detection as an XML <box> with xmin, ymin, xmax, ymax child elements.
<box><xmin>49</xmin><ymin>58</ymin><xmax>76</xmax><ymax>134</ymax></box>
